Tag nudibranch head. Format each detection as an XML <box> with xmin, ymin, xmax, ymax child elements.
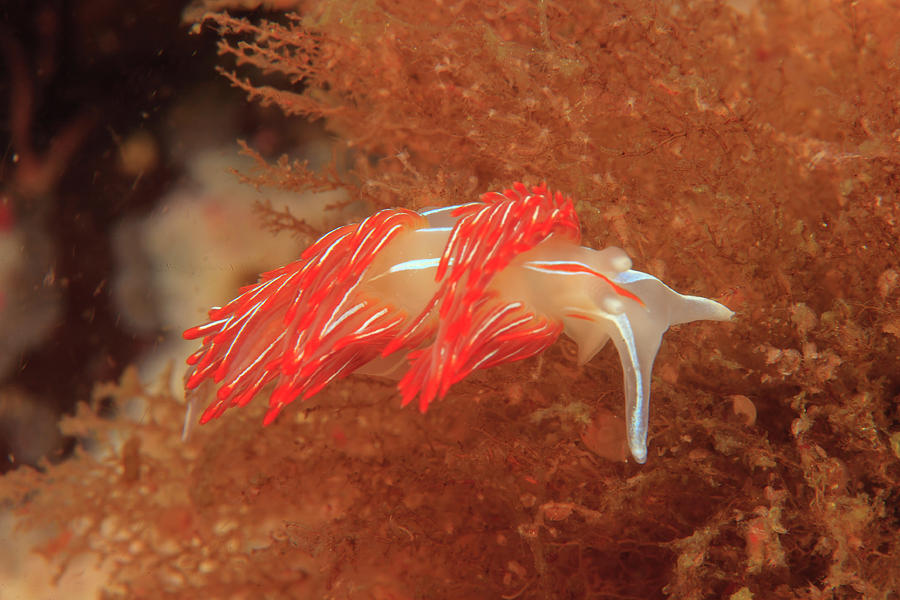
<box><xmin>184</xmin><ymin>182</ymin><xmax>732</xmax><ymax>463</ymax></box>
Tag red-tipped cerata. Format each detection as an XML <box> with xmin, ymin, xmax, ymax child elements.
<box><xmin>391</xmin><ymin>182</ymin><xmax>580</xmax><ymax>411</ymax></box>
<box><xmin>184</xmin><ymin>208</ymin><xmax>424</xmax><ymax>425</ymax></box>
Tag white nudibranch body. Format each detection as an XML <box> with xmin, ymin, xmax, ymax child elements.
<box><xmin>184</xmin><ymin>183</ymin><xmax>733</xmax><ymax>463</ymax></box>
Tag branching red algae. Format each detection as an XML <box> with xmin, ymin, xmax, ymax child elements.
<box><xmin>2</xmin><ymin>1</ymin><xmax>899</xmax><ymax>598</ymax></box>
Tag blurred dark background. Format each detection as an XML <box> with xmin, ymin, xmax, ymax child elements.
<box><xmin>0</xmin><ymin>0</ymin><xmax>221</xmax><ymax>471</ymax></box>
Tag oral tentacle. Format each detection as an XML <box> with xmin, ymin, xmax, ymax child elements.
<box><xmin>564</xmin><ymin>306</ymin><xmax>651</xmax><ymax>464</ymax></box>
<box><xmin>604</xmin><ymin>311</ymin><xmax>652</xmax><ymax>464</ymax></box>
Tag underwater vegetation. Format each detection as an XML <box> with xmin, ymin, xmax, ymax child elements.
<box><xmin>2</xmin><ymin>0</ymin><xmax>899</xmax><ymax>598</ymax></box>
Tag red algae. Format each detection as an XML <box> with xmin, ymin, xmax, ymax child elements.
<box><xmin>2</xmin><ymin>1</ymin><xmax>899</xmax><ymax>598</ymax></box>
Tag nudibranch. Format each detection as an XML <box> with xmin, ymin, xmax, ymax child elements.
<box><xmin>183</xmin><ymin>183</ymin><xmax>732</xmax><ymax>463</ymax></box>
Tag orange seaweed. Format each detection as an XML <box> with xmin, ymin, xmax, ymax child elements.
<box><xmin>2</xmin><ymin>1</ymin><xmax>899</xmax><ymax>598</ymax></box>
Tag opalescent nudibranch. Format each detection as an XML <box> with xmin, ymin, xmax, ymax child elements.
<box><xmin>184</xmin><ymin>183</ymin><xmax>733</xmax><ymax>463</ymax></box>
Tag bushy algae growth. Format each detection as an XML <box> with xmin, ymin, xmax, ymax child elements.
<box><xmin>2</xmin><ymin>1</ymin><xmax>899</xmax><ymax>598</ymax></box>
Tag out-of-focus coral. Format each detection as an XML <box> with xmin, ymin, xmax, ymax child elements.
<box><xmin>2</xmin><ymin>1</ymin><xmax>900</xmax><ymax>599</ymax></box>
<box><xmin>0</xmin><ymin>203</ymin><xmax>60</xmax><ymax>380</ymax></box>
<box><xmin>112</xmin><ymin>147</ymin><xmax>351</xmax><ymax>380</ymax></box>
<box><xmin>112</xmin><ymin>84</ymin><xmax>354</xmax><ymax>387</ymax></box>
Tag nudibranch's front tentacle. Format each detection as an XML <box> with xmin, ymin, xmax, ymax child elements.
<box><xmin>566</xmin><ymin>306</ymin><xmax>653</xmax><ymax>464</ymax></box>
<box><xmin>565</xmin><ymin>269</ymin><xmax>733</xmax><ymax>463</ymax></box>
<box><xmin>394</xmin><ymin>182</ymin><xmax>580</xmax><ymax>411</ymax></box>
<box><xmin>183</xmin><ymin>208</ymin><xmax>425</xmax><ymax>424</ymax></box>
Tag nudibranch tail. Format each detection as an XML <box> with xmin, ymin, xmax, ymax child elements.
<box><xmin>184</xmin><ymin>182</ymin><xmax>733</xmax><ymax>464</ymax></box>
